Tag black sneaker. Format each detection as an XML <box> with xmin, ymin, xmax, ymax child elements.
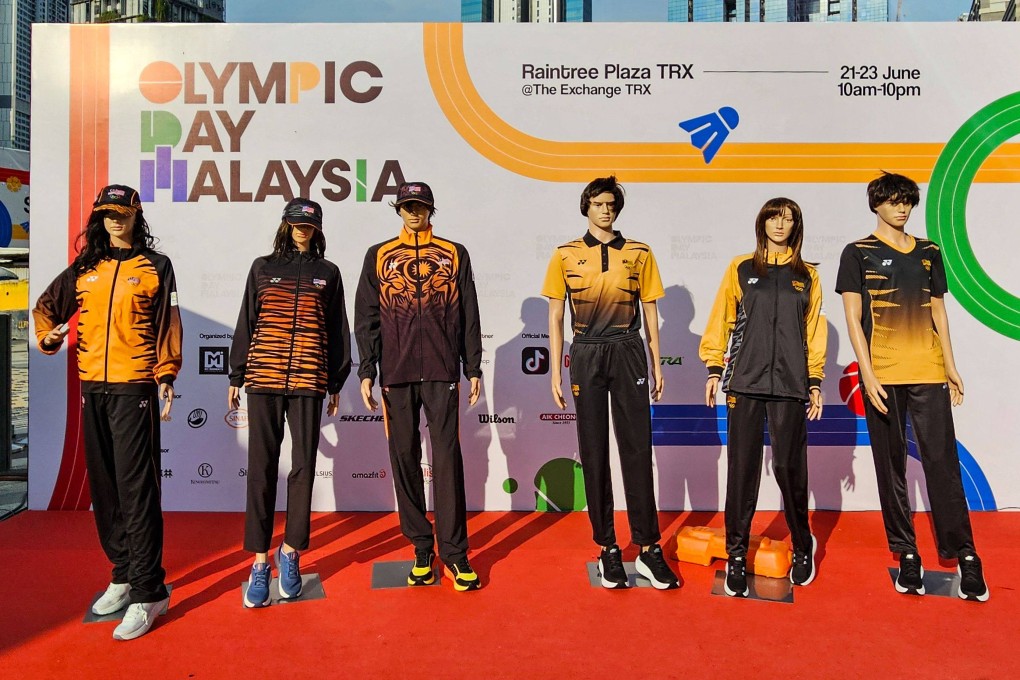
<box><xmin>634</xmin><ymin>544</ymin><xmax>680</xmax><ymax>590</ymax></box>
<box><xmin>724</xmin><ymin>556</ymin><xmax>749</xmax><ymax>597</ymax></box>
<box><xmin>407</xmin><ymin>547</ymin><xmax>436</xmax><ymax>586</ymax></box>
<box><xmin>597</xmin><ymin>545</ymin><xmax>629</xmax><ymax>589</ymax></box>
<box><xmin>957</xmin><ymin>553</ymin><xmax>989</xmax><ymax>602</ymax></box>
<box><xmin>895</xmin><ymin>552</ymin><xmax>925</xmax><ymax>595</ymax></box>
<box><xmin>445</xmin><ymin>557</ymin><xmax>481</xmax><ymax>592</ymax></box>
<box><xmin>790</xmin><ymin>535</ymin><xmax>817</xmax><ymax>586</ymax></box>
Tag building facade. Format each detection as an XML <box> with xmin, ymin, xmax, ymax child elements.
<box><xmin>1</xmin><ymin>0</ymin><xmax>69</xmax><ymax>150</ymax></box>
<box><xmin>966</xmin><ymin>0</ymin><xmax>1010</xmax><ymax>20</ymax></box>
<box><xmin>463</xmin><ymin>0</ymin><xmax>591</xmax><ymax>22</ymax></box>
<box><xmin>69</xmin><ymin>0</ymin><xmax>224</xmax><ymax>23</ymax></box>
<box><xmin>668</xmin><ymin>0</ymin><xmax>888</xmax><ymax>22</ymax></box>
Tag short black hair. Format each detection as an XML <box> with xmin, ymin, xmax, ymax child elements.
<box><xmin>580</xmin><ymin>175</ymin><xmax>625</xmax><ymax>217</ymax></box>
<box><xmin>867</xmin><ymin>172</ymin><xmax>920</xmax><ymax>213</ymax></box>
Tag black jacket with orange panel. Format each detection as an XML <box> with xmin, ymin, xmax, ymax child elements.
<box><xmin>229</xmin><ymin>253</ymin><xmax>351</xmax><ymax>398</ymax></box>
<box><xmin>355</xmin><ymin>225</ymin><xmax>482</xmax><ymax>387</ymax></box>
<box><xmin>33</xmin><ymin>247</ymin><xmax>183</xmax><ymax>394</ymax></box>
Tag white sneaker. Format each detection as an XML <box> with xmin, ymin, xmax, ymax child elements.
<box><xmin>92</xmin><ymin>582</ymin><xmax>131</xmax><ymax>616</ymax></box>
<box><xmin>112</xmin><ymin>598</ymin><xmax>169</xmax><ymax>641</ymax></box>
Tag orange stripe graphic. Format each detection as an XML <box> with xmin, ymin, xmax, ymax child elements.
<box><xmin>51</xmin><ymin>25</ymin><xmax>110</xmax><ymax>511</ymax></box>
<box><xmin>423</xmin><ymin>23</ymin><xmax>1020</xmax><ymax>184</ymax></box>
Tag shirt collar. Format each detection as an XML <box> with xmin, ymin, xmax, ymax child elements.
<box><xmin>399</xmin><ymin>224</ymin><xmax>434</xmax><ymax>245</ymax></box>
<box><xmin>582</xmin><ymin>230</ymin><xmax>626</xmax><ymax>250</ymax></box>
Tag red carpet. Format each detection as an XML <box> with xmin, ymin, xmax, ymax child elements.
<box><xmin>0</xmin><ymin>510</ymin><xmax>1015</xmax><ymax>679</ymax></box>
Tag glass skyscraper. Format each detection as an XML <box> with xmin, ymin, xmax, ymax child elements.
<box><xmin>463</xmin><ymin>0</ymin><xmax>591</xmax><ymax>22</ymax></box>
<box><xmin>668</xmin><ymin>0</ymin><xmax>888</xmax><ymax>22</ymax></box>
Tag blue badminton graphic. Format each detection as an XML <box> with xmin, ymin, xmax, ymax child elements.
<box><xmin>679</xmin><ymin>107</ymin><xmax>740</xmax><ymax>164</ymax></box>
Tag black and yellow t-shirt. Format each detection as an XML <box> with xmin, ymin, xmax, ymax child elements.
<box><xmin>541</xmin><ymin>230</ymin><xmax>664</xmax><ymax>340</ymax></box>
<box><xmin>835</xmin><ymin>232</ymin><xmax>948</xmax><ymax>384</ymax></box>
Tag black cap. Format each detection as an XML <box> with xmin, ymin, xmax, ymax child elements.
<box><xmin>394</xmin><ymin>182</ymin><xmax>434</xmax><ymax>208</ymax></box>
<box><xmin>283</xmin><ymin>198</ymin><xmax>323</xmax><ymax>229</ymax></box>
<box><xmin>92</xmin><ymin>184</ymin><xmax>142</xmax><ymax>215</ymax></box>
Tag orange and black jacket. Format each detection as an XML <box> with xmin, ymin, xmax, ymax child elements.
<box><xmin>699</xmin><ymin>251</ymin><xmax>826</xmax><ymax>401</ymax></box>
<box><xmin>229</xmin><ymin>253</ymin><xmax>351</xmax><ymax>397</ymax></box>
<box><xmin>33</xmin><ymin>247</ymin><xmax>183</xmax><ymax>394</ymax></box>
<box><xmin>355</xmin><ymin>225</ymin><xmax>482</xmax><ymax>387</ymax></box>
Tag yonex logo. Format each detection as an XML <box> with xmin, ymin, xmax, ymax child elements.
<box><xmin>139</xmin><ymin>399</ymin><xmax>149</xmax><ymax>409</ymax></box>
<box><xmin>748</xmin><ymin>277</ymin><xmax>759</xmax><ymax>284</ymax></box>
<box><xmin>679</xmin><ymin>107</ymin><xmax>740</xmax><ymax>164</ymax></box>
<box><xmin>882</xmin><ymin>259</ymin><xmax>893</xmax><ymax>266</ymax></box>
<box><xmin>86</xmin><ymin>275</ymin><xmax>99</xmax><ymax>282</ymax></box>
<box><xmin>271</xmin><ymin>277</ymin><xmax>282</xmax><ymax>283</ymax></box>
<box><xmin>636</xmin><ymin>378</ymin><xmax>646</xmax><ymax>386</ymax></box>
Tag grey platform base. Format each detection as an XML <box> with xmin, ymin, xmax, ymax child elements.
<box><xmin>240</xmin><ymin>573</ymin><xmax>325</xmax><ymax>607</ymax></box>
<box><xmin>711</xmin><ymin>571</ymin><xmax>794</xmax><ymax>603</ymax></box>
<box><xmin>371</xmin><ymin>560</ymin><xmax>441</xmax><ymax>589</ymax></box>
<box><xmin>84</xmin><ymin>584</ymin><xmax>174</xmax><ymax>623</ymax></box>
<box><xmin>586</xmin><ymin>561</ymin><xmax>655</xmax><ymax>588</ymax></box>
<box><xmin>887</xmin><ymin>567</ymin><xmax>959</xmax><ymax>598</ymax></box>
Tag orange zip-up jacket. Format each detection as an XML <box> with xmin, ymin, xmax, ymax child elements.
<box><xmin>33</xmin><ymin>247</ymin><xmax>183</xmax><ymax>394</ymax></box>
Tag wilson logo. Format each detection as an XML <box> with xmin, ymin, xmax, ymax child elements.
<box><xmin>478</xmin><ymin>414</ymin><xmax>516</xmax><ymax>424</ymax></box>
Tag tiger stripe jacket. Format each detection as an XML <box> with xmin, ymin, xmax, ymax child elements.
<box><xmin>33</xmin><ymin>247</ymin><xmax>183</xmax><ymax>394</ymax></box>
<box><xmin>355</xmin><ymin>225</ymin><xmax>482</xmax><ymax>387</ymax></box>
<box><xmin>229</xmin><ymin>252</ymin><xmax>351</xmax><ymax>397</ymax></box>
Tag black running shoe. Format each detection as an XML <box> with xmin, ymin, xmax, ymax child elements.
<box><xmin>635</xmin><ymin>544</ymin><xmax>680</xmax><ymax>590</ymax></box>
<box><xmin>445</xmin><ymin>557</ymin><xmax>481</xmax><ymax>592</ymax></box>
<box><xmin>790</xmin><ymin>535</ymin><xmax>817</xmax><ymax>586</ymax></box>
<box><xmin>597</xmin><ymin>545</ymin><xmax>629</xmax><ymax>589</ymax></box>
<box><xmin>895</xmin><ymin>552</ymin><xmax>925</xmax><ymax>595</ymax></box>
<box><xmin>407</xmin><ymin>547</ymin><xmax>436</xmax><ymax>586</ymax></box>
<box><xmin>724</xmin><ymin>556</ymin><xmax>749</xmax><ymax>597</ymax></box>
<box><xmin>957</xmin><ymin>553</ymin><xmax>989</xmax><ymax>602</ymax></box>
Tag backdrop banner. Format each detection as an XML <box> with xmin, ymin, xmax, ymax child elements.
<box><xmin>29</xmin><ymin>22</ymin><xmax>1019</xmax><ymax>513</ymax></box>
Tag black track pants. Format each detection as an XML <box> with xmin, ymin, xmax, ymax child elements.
<box><xmin>82</xmin><ymin>389</ymin><xmax>168</xmax><ymax>604</ymax></box>
<box><xmin>724</xmin><ymin>394</ymin><xmax>812</xmax><ymax>557</ymax></box>
<box><xmin>244</xmin><ymin>393</ymin><xmax>324</xmax><ymax>553</ymax></box>
<box><xmin>570</xmin><ymin>333</ymin><xmax>660</xmax><ymax>548</ymax></box>
<box><xmin>864</xmin><ymin>383</ymin><xmax>975</xmax><ymax>559</ymax></box>
<box><xmin>382</xmin><ymin>381</ymin><xmax>469</xmax><ymax>565</ymax></box>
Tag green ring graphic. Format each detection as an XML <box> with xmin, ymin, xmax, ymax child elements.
<box><xmin>928</xmin><ymin>91</ymin><xmax>1020</xmax><ymax>340</ymax></box>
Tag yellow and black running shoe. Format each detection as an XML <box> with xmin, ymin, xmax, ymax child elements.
<box><xmin>444</xmin><ymin>557</ymin><xmax>481</xmax><ymax>592</ymax></box>
<box><xmin>407</xmin><ymin>547</ymin><xmax>436</xmax><ymax>586</ymax></box>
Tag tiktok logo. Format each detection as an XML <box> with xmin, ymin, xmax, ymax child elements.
<box><xmin>521</xmin><ymin>347</ymin><xmax>550</xmax><ymax>375</ymax></box>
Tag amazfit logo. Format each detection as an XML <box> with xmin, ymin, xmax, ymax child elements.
<box><xmin>351</xmin><ymin>470</ymin><xmax>387</xmax><ymax>479</ymax></box>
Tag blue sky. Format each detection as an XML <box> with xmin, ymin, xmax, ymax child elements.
<box><xmin>228</xmin><ymin>1</ymin><xmax>974</xmax><ymax>23</ymax></box>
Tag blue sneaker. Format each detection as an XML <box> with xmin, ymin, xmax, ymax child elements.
<box><xmin>276</xmin><ymin>546</ymin><xmax>303</xmax><ymax>599</ymax></box>
<box><xmin>244</xmin><ymin>562</ymin><xmax>271</xmax><ymax>608</ymax></box>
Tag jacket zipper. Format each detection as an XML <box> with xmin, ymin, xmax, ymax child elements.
<box><xmin>284</xmin><ymin>256</ymin><xmax>303</xmax><ymax>393</ymax></box>
<box><xmin>770</xmin><ymin>258</ymin><xmax>778</xmax><ymax>397</ymax></box>
<box><xmin>103</xmin><ymin>256</ymin><xmax>124</xmax><ymax>394</ymax></box>
<box><xmin>414</xmin><ymin>232</ymin><xmax>424</xmax><ymax>382</ymax></box>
